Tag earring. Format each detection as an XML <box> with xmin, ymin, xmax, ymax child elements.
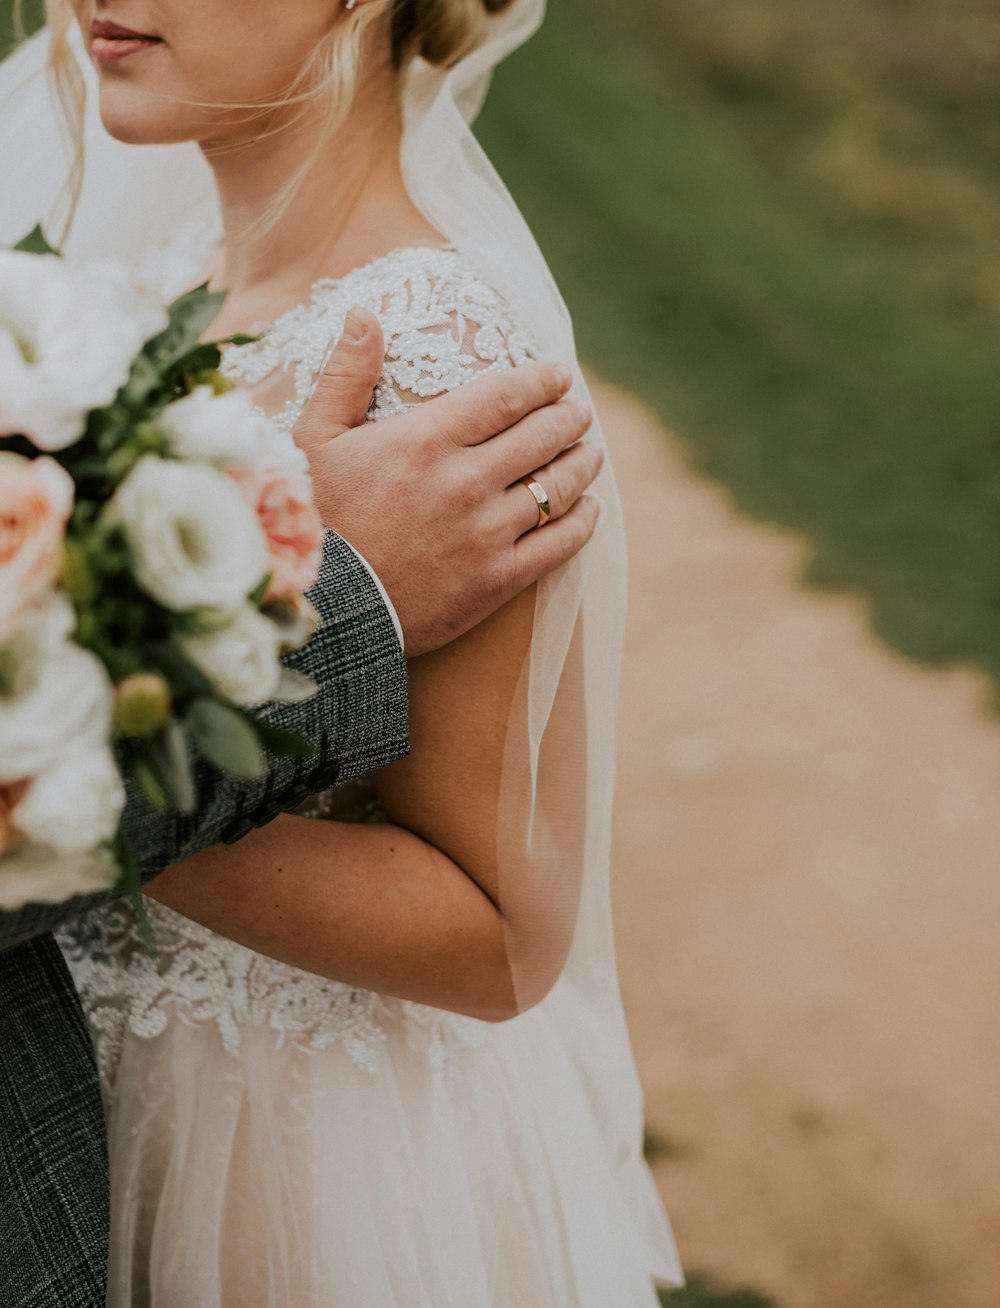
<box><xmin>345</xmin><ymin>0</ymin><xmax>357</xmax><ymax>9</ymax></box>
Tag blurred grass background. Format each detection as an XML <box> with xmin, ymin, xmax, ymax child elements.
<box><xmin>5</xmin><ymin>0</ymin><xmax>1000</xmax><ymax>687</ymax></box>
<box><xmin>477</xmin><ymin>0</ymin><xmax>1000</xmax><ymax>688</ymax></box>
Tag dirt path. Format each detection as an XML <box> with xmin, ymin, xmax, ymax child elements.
<box><xmin>599</xmin><ymin>376</ymin><xmax>1000</xmax><ymax>1308</ymax></box>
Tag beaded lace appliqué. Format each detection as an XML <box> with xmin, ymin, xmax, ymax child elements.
<box><xmin>219</xmin><ymin>245</ymin><xmax>538</xmax><ymax>432</ymax></box>
<box><xmin>58</xmin><ymin>243</ymin><xmax>532</xmax><ymax>1088</ymax></box>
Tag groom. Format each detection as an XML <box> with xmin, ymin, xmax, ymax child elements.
<box><xmin>0</xmin><ymin>310</ymin><xmax>600</xmax><ymax>1308</ymax></box>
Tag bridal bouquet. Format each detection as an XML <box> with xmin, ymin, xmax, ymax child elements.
<box><xmin>0</xmin><ymin>231</ymin><xmax>324</xmax><ymax>911</ymax></box>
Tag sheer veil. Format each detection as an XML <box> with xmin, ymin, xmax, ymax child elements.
<box><xmin>0</xmin><ymin>3</ymin><xmax>681</xmax><ymax>1286</ymax></box>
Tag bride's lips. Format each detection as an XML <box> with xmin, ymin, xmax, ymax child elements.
<box><xmin>90</xmin><ymin>18</ymin><xmax>163</xmax><ymax>64</ymax></box>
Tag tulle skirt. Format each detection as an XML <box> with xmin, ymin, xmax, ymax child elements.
<box><xmin>102</xmin><ymin>996</ymin><xmax>681</xmax><ymax>1307</ymax></box>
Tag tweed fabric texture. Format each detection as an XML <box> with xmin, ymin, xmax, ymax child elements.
<box><xmin>0</xmin><ymin>533</ymin><xmax>409</xmax><ymax>1307</ymax></box>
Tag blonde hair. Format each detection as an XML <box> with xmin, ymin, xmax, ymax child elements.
<box><xmin>38</xmin><ymin>0</ymin><xmax>517</xmax><ymax>247</ymax></box>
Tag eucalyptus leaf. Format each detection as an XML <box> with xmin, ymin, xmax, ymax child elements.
<box><xmin>187</xmin><ymin>697</ymin><xmax>266</xmax><ymax>779</ymax></box>
<box><xmin>253</xmin><ymin>718</ymin><xmax>317</xmax><ymax>761</ymax></box>
<box><xmin>145</xmin><ymin>733</ymin><xmax>196</xmax><ymax>812</ymax></box>
<box><xmin>163</xmin><ymin>718</ymin><xmax>197</xmax><ymax>813</ymax></box>
<box><xmin>128</xmin><ymin>755</ymin><xmax>168</xmax><ymax>811</ymax></box>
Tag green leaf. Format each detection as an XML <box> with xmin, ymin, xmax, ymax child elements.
<box><xmin>144</xmin><ymin>728</ymin><xmax>197</xmax><ymax>813</ymax></box>
<box><xmin>111</xmin><ymin>828</ymin><xmax>156</xmax><ymax>953</ymax></box>
<box><xmin>187</xmin><ymin>696</ymin><xmax>266</xmax><ymax>779</ymax></box>
<box><xmin>13</xmin><ymin>225</ymin><xmax>59</xmax><ymax>256</ymax></box>
<box><xmin>253</xmin><ymin>717</ymin><xmax>317</xmax><ymax>761</ymax></box>
<box><xmin>66</xmin><ymin>455</ymin><xmax>113</xmax><ymax>481</ymax></box>
<box><xmin>145</xmin><ymin>284</ymin><xmax>228</xmax><ymax>372</ymax></box>
<box><xmin>224</xmin><ymin>333</ymin><xmax>261</xmax><ymax>347</ymax></box>
<box><xmin>247</xmin><ymin>573</ymin><xmax>272</xmax><ymax>608</ymax></box>
<box><xmin>127</xmin><ymin>754</ymin><xmax>168</xmax><ymax>811</ymax></box>
<box><xmin>172</xmin><ymin>606</ymin><xmax>233</xmax><ymax>637</ymax></box>
<box><xmin>61</xmin><ymin>537</ymin><xmax>100</xmax><ymax>606</ymax></box>
<box><xmin>162</xmin><ymin>718</ymin><xmax>197</xmax><ymax>813</ymax></box>
<box><xmin>119</xmin><ymin>353</ymin><xmax>164</xmax><ymax>408</ymax></box>
<box><xmin>147</xmin><ymin>642</ymin><xmax>215</xmax><ymax>697</ymax></box>
<box><xmin>173</xmin><ymin>344</ymin><xmax>224</xmax><ymax>383</ymax></box>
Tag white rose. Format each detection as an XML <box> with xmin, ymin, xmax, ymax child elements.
<box><xmin>14</xmin><ymin>745</ymin><xmax>125</xmax><ymax>855</ymax></box>
<box><xmin>0</xmin><ymin>597</ymin><xmax>114</xmax><ymax>783</ymax></box>
<box><xmin>180</xmin><ymin>604</ymin><xmax>284</xmax><ymax>707</ymax></box>
<box><xmin>0</xmin><ymin>250</ymin><xmax>169</xmax><ymax>451</ymax></box>
<box><xmin>0</xmin><ymin>841</ymin><xmax>118</xmax><ymax>910</ymax></box>
<box><xmin>107</xmin><ymin>455</ymin><xmax>267</xmax><ymax>613</ymax></box>
<box><xmin>158</xmin><ymin>386</ymin><xmax>308</xmax><ymax>474</ymax></box>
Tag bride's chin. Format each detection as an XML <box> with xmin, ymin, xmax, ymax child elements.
<box><xmin>96</xmin><ymin>86</ymin><xmax>196</xmax><ymax>147</ymax></box>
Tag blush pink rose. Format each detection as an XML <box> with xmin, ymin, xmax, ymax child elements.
<box><xmin>0</xmin><ymin>452</ymin><xmax>74</xmax><ymax>639</ymax></box>
<box><xmin>0</xmin><ymin>781</ymin><xmax>28</xmax><ymax>858</ymax></box>
<box><xmin>229</xmin><ymin>464</ymin><xmax>323</xmax><ymax>602</ymax></box>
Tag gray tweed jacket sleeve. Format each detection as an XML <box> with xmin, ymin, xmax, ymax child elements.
<box><xmin>0</xmin><ymin>532</ymin><xmax>408</xmax><ymax>1308</ymax></box>
<box><xmin>0</xmin><ymin>530</ymin><xmax>409</xmax><ymax>949</ymax></box>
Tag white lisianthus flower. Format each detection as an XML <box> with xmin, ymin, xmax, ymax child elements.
<box><xmin>0</xmin><ymin>842</ymin><xmax>118</xmax><ymax>910</ymax></box>
<box><xmin>157</xmin><ymin>385</ymin><xmax>308</xmax><ymax>475</ymax></box>
<box><xmin>107</xmin><ymin>455</ymin><xmax>267</xmax><ymax>613</ymax></box>
<box><xmin>0</xmin><ymin>597</ymin><xmax>114</xmax><ymax>783</ymax></box>
<box><xmin>0</xmin><ymin>250</ymin><xmax>168</xmax><ymax>451</ymax></box>
<box><xmin>180</xmin><ymin>604</ymin><xmax>284</xmax><ymax>707</ymax></box>
<box><xmin>14</xmin><ymin>745</ymin><xmax>125</xmax><ymax>855</ymax></box>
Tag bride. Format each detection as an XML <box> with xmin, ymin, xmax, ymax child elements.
<box><xmin>30</xmin><ymin>0</ymin><xmax>684</xmax><ymax>1302</ymax></box>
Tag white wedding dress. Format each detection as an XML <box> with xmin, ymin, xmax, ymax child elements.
<box><xmin>56</xmin><ymin>235</ymin><xmax>683</xmax><ymax>1307</ymax></box>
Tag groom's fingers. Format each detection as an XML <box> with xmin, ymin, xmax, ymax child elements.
<box><xmin>510</xmin><ymin>496</ymin><xmax>604</xmax><ymax>592</ymax></box>
<box><xmin>480</xmin><ymin>392</ymin><xmax>594</xmax><ymax>490</ymax></box>
<box><xmin>424</xmin><ymin>360</ymin><xmax>574</xmax><ymax>449</ymax></box>
<box><xmin>505</xmin><ymin>439</ymin><xmax>605</xmax><ymax>536</ymax></box>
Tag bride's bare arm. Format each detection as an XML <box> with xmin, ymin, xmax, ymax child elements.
<box><xmin>149</xmin><ymin>585</ymin><xmax>556</xmax><ymax>1022</ymax></box>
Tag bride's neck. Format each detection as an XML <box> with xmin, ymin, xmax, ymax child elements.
<box><xmin>201</xmin><ymin>74</ymin><xmax>422</xmax><ymax>297</ymax></box>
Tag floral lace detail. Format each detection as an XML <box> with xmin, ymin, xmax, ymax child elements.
<box><xmin>219</xmin><ymin>244</ymin><xmax>538</xmax><ymax>431</ymax></box>
<box><xmin>58</xmin><ymin>899</ymin><xmax>488</xmax><ymax>1092</ymax></box>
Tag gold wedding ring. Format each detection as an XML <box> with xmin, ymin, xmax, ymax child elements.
<box><xmin>519</xmin><ymin>475</ymin><xmax>552</xmax><ymax>529</ymax></box>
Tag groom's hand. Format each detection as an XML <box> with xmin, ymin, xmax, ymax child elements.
<box><xmin>292</xmin><ymin>308</ymin><xmax>603</xmax><ymax>658</ymax></box>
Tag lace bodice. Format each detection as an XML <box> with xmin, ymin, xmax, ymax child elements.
<box><xmin>58</xmin><ymin>243</ymin><xmax>537</xmax><ymax>1090</ymax></box>
<box><xmin>59</xmin><ymin>898</ymin><xmax>489</xmax><ymax>1091</ymax></box>
<box><xmin>218</xmin><ymin>244</ymin><xmax>537</xmax><ymax>431</ymax></box>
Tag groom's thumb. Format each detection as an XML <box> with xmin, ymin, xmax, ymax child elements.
<box><xmin>293</xmin><ymin>307</ymin><xmax>384</xmax><ymax>452</ymax></box>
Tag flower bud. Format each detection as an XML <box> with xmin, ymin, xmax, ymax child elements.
<box><xmin>61</xmin><ymin>537</ymin><xmax>99</xmax><ymax>606</ymax></box>
<box><xmin>113</xmin><ymin>672</ymin><xmax>171</xmax><ymax>737</ymax></box>
<box><xmin>190</xmin><ymin>369</ymin><xmax>234</xmax><ymax>396</ymax></box>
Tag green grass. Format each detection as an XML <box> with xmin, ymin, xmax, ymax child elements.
<box><xmin>660</xmin><ymin>1274</ymin><xmax>779</xmax><ymax>1308</ymax></box>
<box><xmin>477</xmin><ymin>0</ymin><xmax>1000</xmax><ymax>688</ymax></box>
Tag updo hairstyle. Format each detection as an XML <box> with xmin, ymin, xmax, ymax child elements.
<box><xmin>391</xmin><ymin>0</ymin><xmax>518</xmax><ymax>68</ymax></box>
